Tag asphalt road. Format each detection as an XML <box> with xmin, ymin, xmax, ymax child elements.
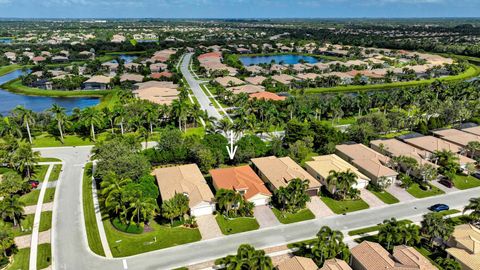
<box><xmin>37</xmin><ymin>146</ymin><xmax>480</xmax><ymax>270</ymax></box>
<box><xmin>180</xmin><ymin>53</ymin><xmax>223</xmax><ymax>120</ymax></box>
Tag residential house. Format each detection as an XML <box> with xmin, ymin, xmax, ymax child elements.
<box><xmin>133</xmin><ymin>86</ymin><xmax>179</xmax><ymax>105</ymax></box>
<box><xmin>83</xmin><ymin>75</ymin><xmax>111</xmax><ymax>90</ymax></box>
<box><xmin>305</xmin><ymin>154</ymin><xmax>371</xmax><ymax>191</ymax></box>
<box><xmin>210</xmin><ymin>165</ymin><xmax>272</xmax><ymax>206</ymax></box>
<box><xmin>272</xmin><ymin>74</ymin><xmax>296</xmax><ymax>86</ymax></box>
<box><xmin>215</xmin><ymin>76</ymin><xmax>245</xmax><ymax>87</ymax></box>
<box><xmin>251</xmin><ymin>156</ymin><xmax>321</xmax><ymax>196</ymax></box>
<box><xmin>249</xmin><ymin>92</ymin><xmax>286</xmax><ymax>101</ymax></box>
<box><xmin>446</xmin><ymin>224</ymin><xmax>480</xmax><ymax>270</ymax></box>
<box><xmin>51</xmin><ymin>55</ymin><xmax>69</xmax><ymax>63</ymax></box>
<box><xmin>351</xmin><ymin>241</ymin><xmax>437</xmax><ymax>270</ymax></box>
<box><xmin>276</xmin><ymin>256</ymin><xmax>318</xmax><ymax>270</ymax></box>
<box><xmin>320</xmin><ymin>259</ymin><xmax>352</xmax><ymax>270</ymax></box>
<box><xmin>245</xmin><ymin>76</ymin><xmax>267</xmax><ymax>85</ymax></box>
<box><xmin>403</xmin><ymin>136</ymin><xmax>476</xmax><ymax>169</ymax></box>
<box><xmin>120</xmin><ymin>73</ymin><xmax>144</xmax><ymax>83</ymax></box>
<box><xmin>153</xmin><ymin>164</ymin><xmax>215</xmax><ymax>217</ymax></box>
<box><xmin>151</xmin><ymin>71</ymin><xmax>173</xmax><ymax>79</ymax></box>
<box><xmin>150</xmin><ymin>63</ymin><xmax>168</xmax><ymax>73</ymax></box>
<box><xmin>227</xmin><ymin>84</ymin><xmax>265</xmax><ymax>95</ymax></box>
<box><xmin>462</xmin><ymin>126</ymin><xmax>480</xmax><ymax>136</ymax></box>
<box><xmin>431</xmin><ymin>129</ymin><xmax>480</xmax><ymax>157</ymax></box>
<box><xmin>335</xmin><ymin>144</ymin><xmax>398</xmax><ymax>184</ymax></box>
<box><xmin>102</xmin><ymin>62</ymin><xmax>119</xmax><ymax>73</ymax></box>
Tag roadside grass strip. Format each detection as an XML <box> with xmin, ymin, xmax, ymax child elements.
<box><xmin>271</xmin><ymin>208</ymin><xmax>315</xmax><ymax>224</ymax></box>
<box><xmin>367</xmin><ymin>189</ymin><xmax>400</xmax><ymax>204</ymax></box>
<box><xmin>406</xmin><ymin>183</ymin><xmax>445</xmax><ymax>198</ymax></box>
<box><xmin>320</xmin><ymin>196</ymin><xmax>370</xmax><ymax>214</ymax></box>
<box><xmin>36</xmin><ymin>244</ymin><xmax>52</xmax><ymax>270</ymax></box>
<box><xmin>452</xmin><ymin>174</ymin><xmax>480</xmax><ymax>190</ymax></box>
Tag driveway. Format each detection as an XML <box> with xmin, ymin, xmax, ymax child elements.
<box><xmin>254</xmin><ymin>206</ymin><xmax>280</xmax><ymax>228</ymax></box>
<box><xmin>307</xmin><ymin>196</ymin><xmax>334</xmax><ymax>218</ymax></box>
<box><xmin>196</xmin><ymin>214</ymin><xmax>223</xmax><ymax>240</ymax></box>
<box><xmin>387</xmin><ymin>184</ymin><xmax>416</xmax><ymax>202</ymax></box>
<box><xmin>359</xmin><ymin>189</ymin><xmax>385</xmax><ymax>208</ymax></box>
<box><xmin>430</xmin><ymin>180</ymin><xmax>458</xmax><ymax>193</ymax></box>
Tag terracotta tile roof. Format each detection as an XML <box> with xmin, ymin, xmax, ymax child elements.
<box><xmin>84</xmin><ymin>75</ymin><xmax>111</xmax><ymax>84</ymax></box>
<box><xmin>432</xmin><ymin>129</ymin><xmax>480</xmax><ymax>148</ymax></box>
<box><xmin>245</xmin><ymin>76</ymin><xmax>267</xmax><ymax>85</ymax></box>
<box><xmin>392</xmin><ymin>245</ymin><xmax>437</xmax><ymax>270</ymax></box>
<box><xmin>120</xmin><ymin>73</ymin><xmax>144</xmax><ymax>83</ymax></box>
<box><xmin>134</xmin><ymin>80</ymin><xmax>178</xmax><ymax>90</ymax></box>
<box><xmin>251</xmin><ymin>156</ymin><xmax>321</xmax><ymax>191</ymax></box>
<box><xmin>210</xmin><ymin>165</ymin><xmax>271</xmax><ymax>200</ymax></box>
<box><xmin>276</xmin><ymin>256</ymin><xmax>318</xmax><ymax>270</ymax></box>
<box><xmin>151</xmin><ymin>71</ymin><xmax>173</xmax><ymax>79</ymax></box>
<box><xmin>272</xmin><ymin>74</ymin><xmax>296</xmax><ymax>85</ymax></box>
<box><xmin>462</xmin><ymin>126</ymin><xmax>480</xmax><ymax>136</ymax></box>
<box><xmin>306</xmin><ymin>154</ymin><xmax>370</xmax><ymax>182</ymax></box>
<box><xmin>249</xmin><ymin>91</ymin><xmax>286</xmax><ymax>101</ymax></box>
<box><xmin>215</xmin><ymin>76</ymin><xmax>245</xmax><ymax>87</ymax></box>
<box><xmin>370</xmin><ymin>139</ymin><xmax>438</xmax><ymax>168</ymax></box>
<box><xmin>227</xmin><ymin>84</ymin><xmax>264</xmax><ymax>95</ymax></box>
<box><xmin>154</xmin><ymin>164</ymin><xmax>214</xmax><ymax>208</ymax></box>
<box><xmin>404</xmin><ymin>136</ymin><xmax>476</xmax><ymax>165</ymax></box>
<box><xmin>320</xmin><ymin>258</ymin><xmax>352</xmax><ymax>270</ymax></box>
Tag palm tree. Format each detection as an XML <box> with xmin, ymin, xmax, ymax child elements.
<box><xmin>11</xmin><ymin>143</ymin><xmax>40</xmax><ymax>178</ymax></box>
<box><xmin>465</xmin><ymin>141</ymin><xmax>480</xmax><ymax>159</ymax></box>
<box><xmin>421</xmin><ymin>212</ymin><xmax>454</xmax><ymax>248</ymax></box>
<box><xmin>0</xmin><ymin>228</ymin><xmax>14</xmax><ymax>258</ymax></box>
<box><xmin>0</xmin><ymin>117</ymin><xmax>22</xmax><ymax>139</ymax></box>
<box><xmin>432</xmin><ymin>150</ymin><xmax>460</xmax><ymax>173</ymax></box>
<box><xmin>79</xmin><ymin>107</ymin><xmax>103</xmax><ymax>141</ymax></box>
<box><xmin>218</xmin><ymin>244</ymin><xmax>273</xmax><ymax>270</ymax></box>
<box><xmin>463</xmin><ymin>197</ymin><xmax>480</xmax><ymax>222</ymax></box>
<box><xmin>402</xmin><ymin>224</ymin><xmax>421</xmax><ymax>246</ymax></box>
<box><xmin>113</xmin><ymin>105</ymin><xmax>126</xmax><ymax>135</ymax></box>
<box><xmin>13</xmin><ymin>106</ymin><xmax>35</xmax><ymax>144</ymax></box>
<box><xmin>326</xmin><ymin>170</ymin><xmax>358</xmax><ymax>200</ymax></box>
<box><xmin>143</xmin><ymin>104</ymin><xmax>159</xmax><ymax>133</ymax></box>
<box><xmin>48</xmin><ymin>104</ymin><xmax>68</xmax><ymax>143</ymax></box>
<box><xmin>0</xmin><ymin>195</ymin><xmax>26</xmax><ymax>227</ymax></box>
<box><xmin>215</xmin><ymin>189</ymin><xmax>240</xmax><ymax>215</ymax></box>
<box><xmin>161</xmin><ymin>199</ymin><xmax>179</xmax><ymax>226</ymax></box>
<box><xmin>100</xmin><ymin>172</ymin><xmax>132</xmax><ymax>216</ymax></box>
<box><xmin>378</xmin><ymin>218</ymin><xmax>403</xmax><ymax>250</ymax></box>
<box><xmin>102</xmin><ymin>107</ymin><xmax>115</xmax><ymax>134</ymax></box>
<box><xmin>303</xmin><ymin>226</ymin><xmax>350</xmax><ymax>266</ymax></box>
<box><xmin>128</xmin><ymin>194</ymin><xmax>158</xmax><ymax>226</ymax></box>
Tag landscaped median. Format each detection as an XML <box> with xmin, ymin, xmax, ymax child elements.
<box><xmin>406</xmin><ymin>183</ymin><xmax>445</xmax><ymax>198</ymax></box>
<box><xmin>1</xmin><ymin>79</ymin><xmax>111</xmax><ymax>97</ymax></box>
<box><xmin>304</xmin><ymin>64</ymin><xmax>480</xmax><ymax>94</ymax></box>
<box><xmin>271</xmin><ymin>208</ymin><xmax>315</xmax><ymax>224</ymax></box>
<box><xmin>367</xmin><ymin>188</ymin><xmax>399</xmax><ymax>204</ymax></box>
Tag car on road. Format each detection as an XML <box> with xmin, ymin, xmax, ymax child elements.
<box><xmin>439</xmin><ymin>178</ymin><xmax>454</xmax><ymax>188</ymax></box>
<box><xmin>28</xmin><ymin>180</ymin><xmax>40</xmax><ymax>189</ymax></box>
<box><xmin>429</xmin><ymin>204</ymin><xmax>449</xmax><ymax>212</ymax></box>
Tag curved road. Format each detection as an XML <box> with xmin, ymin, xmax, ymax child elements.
<box><xmin>36</xmin><ymin>145</ymin><xmax>480</xmax><ymax>270</ymax></box>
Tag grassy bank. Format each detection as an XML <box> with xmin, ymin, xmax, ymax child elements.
<box><xmin>1</xmin><ymin>79</ymin><xmax>110</xmax><ymax>98</ymax></box>
<box><xmin>82</xmin><ymin>162</ymin><xmax>106</xmax><ymax>256</ymax></box>
<box><xmin>305</xmin><ymin>64</ymin><xmax>480</xmax><ymax>94</ymax></box>
<box><xmin>0</xmin><ymin>64</ymin><xmax>22</xmax><ymax>76</ymax></box>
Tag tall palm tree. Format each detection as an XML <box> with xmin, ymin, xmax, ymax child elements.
<box><xmin>161</xmin><ymin>199</ymin><xmax>179</xmax><ymax>226</ymax></box>
<box><xmin>0</xmin><ymin>195</ymin><xmax>26</xmax><ymax>227</ymax></box>
<box><xmin>128</xmin><ymin>194</ymin><xmax>158</xmax><ymax>226</ymax></box>
<box><xmin>463</xmin><ymin>197</ymin><xmax>480</xmax><ymax>222</ymax></box>
<box><xmin>48</xmin><ymin>104</ymin><xmax>68</xmax><ymax>143</ymax></box>
<box><xmin>102</xmin><ymin>107</ymin><xmax>115</xmax><ymax>134</ymax></box>
<box><xmin>143</xmin><ymin>104</ymin><xmax>159</xmax><ymax>133</ymax></box>
<box><xmin>378</xmin><ymin>218</ymin><xmax>403</xmax><ymax>250</ymax></box>
<box><xmin>0</xmin><ymin>117</ymin><xmax>22</xmax><ymax>139</ymax></box>
<box><xmin>79</xmin><ymin>107</ymin><xmax>103</xmax><ymax>141</ymax></box>
<box><xmin>113</xmin><ymin>105</ymin><xmax>126</xmax><ymax>135</ymax></box>
<box><xmin>0</xmin><ymin>228</ymin><xmax>14</xmax><ymax>258</ymax></box>
<box><xmin>13</xmin><ymin>106</ymin><xmax>35</xmax><ymax>144</ymax></box>
<box><xmin>219</xmin><ymin>244</ymin><xmax>273</xmax><ymax>270</ymax></box>
<box><xmin>11</xmin><ymin>143</ymin><xmax>40</xmax><ymax>178</ymax></box>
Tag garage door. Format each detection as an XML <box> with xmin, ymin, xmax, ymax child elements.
<box><xmin>250</xmin><ymin>197</ymin><xmax>269</xmax><ymax>206</ymax></box>
<box><xmin>354</xmin><ymin>179</ymin><xmax>369</xmax><ymax>189</ymax></box>
<box><xmin>191</xmin><ymin>204</ymin><xmax>214</xmax><ymax>217</ymax></box>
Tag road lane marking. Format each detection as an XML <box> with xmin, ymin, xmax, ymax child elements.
<box><xmin>123</xmin><ymin>259</ymin><xmax>128</xmax><ymax>269</ymax></box>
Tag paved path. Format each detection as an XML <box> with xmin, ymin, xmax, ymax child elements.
<box><xmin>24</xmin><ymin>202</ymin><xmax>54</xmax><ymax>215</ymax></box>
<box><xmin>29</xmin><ymin>164</ymin><xmax>53</xmax><ymax>270</ymax></box>
<box><xmin>254</xmin><ymin>206</ymin><xmax>281</xmax><ymax>228</ymax></box>
<box><xmin>196</xmin><ymin>215</ymin><xmax>223</xmax><ymax>240</ymax></box>
<box><xmin>307</xmin><ymin>197</ymin><xmax>334</xmax><ymax>218</ymax></box>
<box><xmin>180</xmin><ymin>53</ymin><xmax>222</xmax><ymax>120</ymax></box>
<box><xmin>359</xmin><ymin>189</ymin><xmax>385</xmax><ymax>208</ymax></box>
<box><xmin>387</xmin><ymin>184</ymin><xmax>416</xmax><ymax>202</ymax></box>
<box><xmin>91</xmin><ymin>163</ymin><xmax>113</xmax><ymax>258</ymax></box>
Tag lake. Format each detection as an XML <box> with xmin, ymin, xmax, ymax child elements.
<box><xmin>239</xmin><ymin>54</ymin><xmax>320</xmax><ymax>66</ymax></box>
<box><xmin>118</xmin><ymin>54</ymin><xmax>139</xmax><ymax>63</ymax></box>
<box><xmin>0</xmin><ymin>70</ymin><xmax>100</xmax><ymax>115</ymax></box>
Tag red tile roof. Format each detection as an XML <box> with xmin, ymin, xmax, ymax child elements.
<box><xmin>249</xmin><ymin>91</ymin><xmax>286</xmax><ymax>101</ymax></box>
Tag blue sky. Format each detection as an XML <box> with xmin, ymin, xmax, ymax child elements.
<box><xmin>0</xmin><ymin>0</ymin><xmax>478</xmax><ymax>18</ymax></box>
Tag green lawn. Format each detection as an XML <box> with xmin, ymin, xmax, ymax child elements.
<box><xmin>48</xmin><ymin>164</ymin><xmax>62</xmax><ymax>182</ymax></box>
<box><xmin>271</xmin><ymin>208</ymin><xmax>315</xmax><ymax>224</ymax></box>
<box><xmin>0</xmin><ymin>64</ymin><xmax>22</xmax><ymax>76</ymax></box>
<box><xmin>43</xmin><ymin>188</ymin><xmax>56</xmax><ymax>204</ymax></box>
<box><xmin>184</xmin><ymin>127</ymin><xmax>206</xmax><ymax>138</ymax></box>
<box><xmin>39</xmin><ymin>211</ymin><xmax>52</xmax><ymax>232</ymax></box>
<box><xmin>104</xmin><ymin>218</ymin><xmax>201</xmax><ymax>257</ymax></box>
<box><xmin>320</xmin><ymin>196</ymin><xmax>370</xmax><ymax>214</ymax></box>
<box><xmin>406</xmin><ymin>183</ymin><xmax>445</xmax><ymax>198</ymax></box>
<box><xmin>19</xmin><ymin>190</ymin><xmax>40</xmax><ymax>206</ymax></box>
<box><xmin>11</xmin><ymin>214</ymin><xmax>34</xmax><ymax>237</ymax></box>
<box><xmin>82</xmin><ymin>163</ymin><xmax>106</xmax><ymax>256</ymax></box>
<box><xmin>38</xmin><ymin>157</ymin><xmax>61</xmax><ymax>162</ymax></box>
<box><xmin>367</xmin><ymin>189</ymin><xmax>399</xmax><ymax>204</ymax></box>
<box><xmin>215</xmin><ymin>215</ymin><xmax>260</xmax><ymax>235</ymax></box>
<box><xmin>33</xmin><ymin>165</ymin><xmax>49</xmax><ymax>182</ymax></box>
<box><xmin>305</xmin><ymin>64</ymin><xmax>480</xmax><ymax>94</ymax></box>
<box><xmin>6</xmin><ymin>248</ymin><xmax>30</xmax><ymax>270</ymax></box>
<box><xmin>348</xmin><ymin>220</ymin><xmax>412</xmax><ymax>236</ymax></box>
<box><xmin>451</xmin><ymin>174</ymin><xmax>480</xmax><ymax>190</ymax></box>
<box><xmin>32</xmin><ymin>133</ymin><xmax>96</xmax><ymax>148</ymax></box>
<box><xmin>37</xmin><ymin>244</ymin><xmax>52</xmax><ymax>269</ymax></box>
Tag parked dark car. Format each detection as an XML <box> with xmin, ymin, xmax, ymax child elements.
<box><xmin>27</xmin><ymin>180</ymin><xmax>40</xmax><ymax>189</ymax></box>
<box><xmin>472</xmin><ymin>172</ymin><xmax>480</xmax><ymax>179</ymax></box>
<box><xmin>429</xmin><ymin>204</ymin><xmax>449</xmax><ymax>212</ymax></box>
<box><xmin>439</xmin><ymin>178</ymin><xmax>454</xmax><ymax>188</ymax></box>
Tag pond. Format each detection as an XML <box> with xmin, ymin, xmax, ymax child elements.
<box><xmin>239</xmin><ymin>54</ymin><xmax>320</xmax><ymax>66</ymax></box>
<box><xmin>0</xmin><ymin>38</ymin><xmax>12</xmax><ymax>44</ymax></box>
<box><xmin>0</xmin><ymin>70</ymin><xmax>100</xmax><ymax>115</ymax></box>
<box><xmin>117</xmin><ymin>54</ymin><xmax>139</xmax><ymax>63</ymax></box>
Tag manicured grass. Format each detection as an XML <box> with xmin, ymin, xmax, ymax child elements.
<box><xmin>32</xmin><ymin>132</ymin><xmax>112</xmax><ymax>148</ymax></box>
<box><xmin>305</xmin><ymin>64</ymin><xmax>480</xmax><ymax>94</ymax></box>
<box><xmin>11</xmin><ymin>214</ymin><xmax>34</xmax><ymax>237</ymax></box>
<box><xmin>438</xmin><ymin>209</ymin><xmax>461</xmax><ymax>217</ymax></box>
<box><xmin>82</xmin><ymin>162</ymin><xmax>106</xmax><ymax>256</ymax></box>
<box><xmin>451</xmin><ymin>174</ymin><xmax>480</xmax><ymax>190</ymax></box>
<box><xmin>215</xmin><ymin>215</ymin><xmax>260</xmax><ymax>235</ymax></box>
<box><xmin>0</xmin><ymin>64</ymin><xmax>21</xmax><ymax>76</ymax></box>
<box><xmin>406</xmin><ymin>183</ymin><xmax>445</xmax><ymax>198</ymax></box>
<box><xmin>19</xmin><ymin>190</ymin><xmax>40</xmax><ymax>206</ymax></box>
<box><xmin>6</xmin><ymin>248</ymin><xmax>30</xmax><ymax>270</ymax></box>
<box><xmin>348</xmin><ymin>220</ymin><xmax>412</xmax><ymax>236</ymax></box>
<box><xmin>39</xmin><ymin>211</ymin><xmax>52</xmax><ymax>232</ymax></box>
<box><xmin>38</xmin><ymin>157</ymin><xmax>61</xmax><ymax>162</ymax></box>
<box><xmin>103</xmin><ymin>218</ymin><xmax>201</xmax><ymax>257</ymax></box>
<box><xmin>33</xmin><ymin>165</ymin><xmax>49</xmax><ymax>182</ymax></box>
<box><xmin>43</xmin><ymin>188</ymin><xmax>56</xmax><ymax>204</ymax></box>
<box><xmin>380</xmin><ymin>130</ymin><xmax>411</xmax><ymax>139</ymax></box>
<box><xmin>286</xmin><ymin>238</ymin><xmax>317</xmax><ymax>249</ymax></box>
<box><xmin>367</xmin><ymin>189</ymin><xmax>399</xmax><ymax>204</ymax></box>
<box><xmin>271</xmin><ymin>208</ymin><xmax>315</xmax><ymax>224</ymax></box>
<box><xmin>1</xmin><ymin>79</ymin><xmax>110</xmax><ymax>97</ymax></box>
<box><xmin>48</xmin><ymin>164</ymin><xmax>62</xmax><ymax>182</ymax></box>
<box><xmin>36</xmin><ymin>244</ymin><xmax>52</xmax><ymax>270</ymax></box>
<box><xmin>320</xmin><ymin>196</ymin><xmax>370</xmax><ymax>214</ymax></box>
<box><xmin>184</xmin><ymin>127</ymin><xmax>206</xmax><ymax>138</ymax></box>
